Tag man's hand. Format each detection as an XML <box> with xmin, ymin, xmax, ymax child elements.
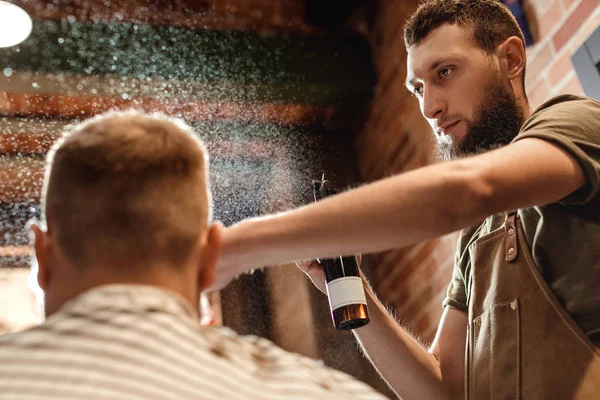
<box><xmin>295</xmin><ymin>255</ymin><xmax>363</xmax><ymax>294</ymax></box>
<box><xmin>209</xmin><ymin>259</ymin><xmax>245</xmax><ymax>292</ymax></box>
<box><xmin>294</xmin><ymin>260</ymin><xmax>327</xmax><ymax>293</ymax></box>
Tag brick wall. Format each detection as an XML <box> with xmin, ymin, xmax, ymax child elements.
<box><xmin>525</xmin><ymin>0</ymin><xmax>600</xmax><ymax>107</ymax></box>
<box><xmin>356</xmin><ymin>0</ymin><xmax>458</xmax><ymax>342</ymax></box>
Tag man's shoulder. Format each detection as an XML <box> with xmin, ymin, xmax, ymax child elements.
<box><xmin>0</xmin><ymin>324</ymin><xmax>44</xmax><ymax>343</ymax></box>
<box><xmin>516</xmin><ymin>93</ymin><xmax>600</xmax><ymax>154</ymax></box>
<box><xmin>535</xmin><ymin>94</ymin><xmax>599</xmax><ymax>111</ymax></box>
<box><xmin>0</xmin><ymin>319</ymin><xmax>387</xmax><ymax>399</ymax></box>
<box><xmin>226</xmin><ymin>332</ymin><xmax>387</xmax><ymax>398</ymax></box>
<box><xmin>527</xmin><ymin>94</ymin><xmax>600</xmax><ymax>125</ymax></box>
<box><xmin>0</xmin><ymin>324</ymin><xmax>48</xmax><ymax>359</ymax></box>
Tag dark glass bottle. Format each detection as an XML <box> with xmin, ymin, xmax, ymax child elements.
<box><xmin>313</xmin><ymin>176</ymin><xmax>370</xmax><ymax>330</ymax></box>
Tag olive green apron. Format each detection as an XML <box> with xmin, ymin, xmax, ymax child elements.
<box><xmin>466</xmin><ymin>212</ymin><xmax>600</xmax><ymax>399</ymax></box>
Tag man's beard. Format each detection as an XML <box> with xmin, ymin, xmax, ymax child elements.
<box><xmin>436</xmin><ymin>73</ymin><xmax>525</xmax><ymax>162</ymax></box>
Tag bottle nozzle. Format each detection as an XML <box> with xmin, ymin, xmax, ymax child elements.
<box><xmin>312</xmin><ymin>173</ymin><xmax>336</xmax><ymax>202</ymax></box>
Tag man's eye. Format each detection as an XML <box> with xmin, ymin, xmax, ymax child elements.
<box><xmin>439</xmin><ymin>68</ymin><xmax>453</xmax><ymax>78</ymax></box>
<box><xmin>413</xmin><ymin>86</ymin><xmax>423</xmax><ymax>96</ymax></box>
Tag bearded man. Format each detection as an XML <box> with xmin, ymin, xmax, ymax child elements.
<box><xmin>216</xmin><ymin>1</ymin><xmax>600</xmax><ymax>399</ymax></box>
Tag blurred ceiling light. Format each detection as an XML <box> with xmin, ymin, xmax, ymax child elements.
<box><xmin>0</xmin><ymin>1</ymin><xmax>33</xmax><ymax>48</ymax></box>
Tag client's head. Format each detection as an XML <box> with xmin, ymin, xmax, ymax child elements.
<box><xmin>32</xmin><ymin>110</ymin><xmax>220</xmax><ymax>316</ymax></box>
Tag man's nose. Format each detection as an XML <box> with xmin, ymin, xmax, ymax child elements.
<box><xmin>421</xmin><ymin>86</ymin><xmax>446</xmax><ymax>120</ymax></box>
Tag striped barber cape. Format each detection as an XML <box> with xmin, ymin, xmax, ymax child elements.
<box><xmin>0</xmin><ymin>284</ymin><xmax>388</xmax><ymax>400</ymax></box>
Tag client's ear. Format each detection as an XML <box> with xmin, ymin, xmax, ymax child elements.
<box><xmin>197</xmin><ymin>223</ymin><xmax>222</xmax><ymax>291</ymax></box>
<box><xmin>30</xmin><ymin>223</ymin><xmax>51</xmax><ymax>291</ymax></box>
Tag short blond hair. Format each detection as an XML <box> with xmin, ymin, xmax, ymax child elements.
<box><xmin>42</xmin><ymin>110</ymin><xmax>211</xmax><ymax>270</ymax></box>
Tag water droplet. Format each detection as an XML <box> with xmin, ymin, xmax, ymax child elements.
<box><xmin>57</xmin><ymin>38</ymin><xmax>65</xmax><ymax>44</ymax></box>
<box><xmin>3</xmin><ymin>68</ymin><xmax>13</xmax><ymax>77</ymax></box>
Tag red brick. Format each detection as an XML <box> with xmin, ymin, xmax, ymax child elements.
<box><xmin>388</xmin><ymin>135</ymin><xmax>420</xmax><ymax>174</ymax></box>
<box><xmin>396</xmin><ymin>280</ymin><xmax>436</xmax><ymax>318</ymax></box>
<box><xmin>525</xmin><ymin>43</ymin><xmax>553</xmax><ymax>88</ymax></box>
<box><xmin>391</xmin><ymin>260</ymin><xmax>440</xmax><ymax>310</ymax></box>
<box><xmin>537</xmin><ymin>0</ymin><xmax>563</xmax><ymax>40</ymax></box>
<box><xmin>380</xmin><ymin>113</ymin><xmax>427</xmax><ymax>174</ymax></box>
<box><xmin>569</xmin><ymin>10</ymin><xmax>600</xmax><ymax>52</ymax></box>
<box><xmin>373</xmin><ymin>250</ymin><xmax>406</xmax><ymax>297</ymax></box>
<box><xmin>532</xmin><ymin>0</ymin><xmax>555</xmax><ymax>15</ymax></box>
<box><xmin>359</xmin><ymin>107</ymin><xmax>414</xmax><ymax>178</ymax></box>
<box><xmin>412</xmin><ymin>311</ymin><xmax>434</xmax><ymax>337</ymax></box>
<box><xmin>376</xmin><ymin>244</ymin><xmax>436</xmax><ymax>303</ymax></box>
<box><xmin>527</xmin><ymin>78</ymin><xmax>551</xmax><ymax>108</ymax></box>
<box><xmin>556</xmin><ymin>74</ymin><xmax>584</xmax><ymax>96</ymax></box>
<box><xmin>379</xmin><ymin>240</ymin><xmax>437</xmax><ymax>294</ymax></box>
<box><xmin>562</xmin><ymin>0</ymin><xmax>582</xmax><ymax>11</ymax></box>
<box><xmin>553</xmin><ymin>0</ymin><xmax>598</xmax><ymax>51</ymax></box>
<box><xmin>547</xmin><ymin>50</ymin><xmax>576</xmax><ymax>88</ymax></box>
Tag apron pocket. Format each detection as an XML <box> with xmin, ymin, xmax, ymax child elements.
<box><xmin>471</xmin><ymin>299</ymin><xmax>521</xmax><ymax>400</ymax></box>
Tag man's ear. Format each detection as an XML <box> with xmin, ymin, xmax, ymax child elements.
<box><xmin>498</xmin><ymin>36</ymin><xmax>526</xmax><ymax>83</ymax></box>
<box><xmin>30</xmin><ymin>223</ymin><xmax>51</xmax><ymax>291</ymax></box>
<box><xmin>197</xmin><ymin>223</ymin><xmax>222</xmax><ymax>292</ymax></box>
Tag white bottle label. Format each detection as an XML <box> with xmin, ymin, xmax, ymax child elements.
<box><xmin>326</xmin><ymin>276</ymin><xmax>367</xmax><ymax>310</ymax></box>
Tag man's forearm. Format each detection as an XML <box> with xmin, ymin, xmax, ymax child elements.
<box><xmin>352</xmin><ymin>287</ymin><xmax>450</xmax><ymax>400</ymax></box>
<box><xmin>222</xmin><ymin>159</ymin><xmax>489</xmax><ymax>273</ymax></box>
<box><xmin>221</xmin><ymin>138</ymin><xmax>586</xmax><ymax>277</ymax></box>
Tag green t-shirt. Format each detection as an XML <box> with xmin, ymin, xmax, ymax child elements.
<box><xmin>443</xmin><ymin>94</ymin><xmax>600</xmax><ymax>346</ymax></box>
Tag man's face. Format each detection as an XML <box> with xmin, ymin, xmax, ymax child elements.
<box><xmin>406</xmin><ymin>24</ymin><xmax>525</xmax><ymax>161</ymax></box>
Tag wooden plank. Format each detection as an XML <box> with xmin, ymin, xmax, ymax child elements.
<box><xmin>0</xmin><ymin>119</ymin><xmax>63</xmax><ymax>154</ymax></box>
<box><xmin>13</xmin><ymin>0</ymin><xmax>318</xmax><ymax>35</ymax></box>
<box><xmin>0</xmin><ymin>156</ymin><xmax>44</xmax><ymax>202</ymax></box>
<box><xmin>0</xmin><ymin>92</ymin><xmax>334</xmax><ymax>125</ymax></box>
<box><xmin>0</xmin><ymin>246</ymin><xmax>32</xmax><ymax>257</ymax></box>
<box><xmin>0</xmin><ymin>117</ymin><xmax>306</xmax><ymax>156</ymax></box>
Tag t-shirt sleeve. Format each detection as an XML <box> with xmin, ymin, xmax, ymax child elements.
<box><xmin>442</xmin><ymin>232</ymin><xmax>469</xmax><ymax>312</ymax></box>
<box><xmin>512</xmin><ymin>95</ymin><xmax>600</xmax><ymax>206</ymax></box>
<box><xmin>442</xmin><ymin>253</ymin><xmax>468</xmax><ymax>312</ymax></box>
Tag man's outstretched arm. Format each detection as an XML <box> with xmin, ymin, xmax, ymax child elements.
<box><xmin>218</xmin><ymin>138</ymin><xmax>585</xmax><ymax>281</ymax></box>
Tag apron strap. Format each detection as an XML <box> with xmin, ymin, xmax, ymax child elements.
<box><xmin>505</xmin><ymin>211</ymin><xmax>518</xmax><ymax>262</ymax></box>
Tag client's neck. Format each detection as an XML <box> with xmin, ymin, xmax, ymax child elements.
<box><xmin>71</xmin><ymin>264</ymin><xmax>201</xmax><ymax>313</ymax></box>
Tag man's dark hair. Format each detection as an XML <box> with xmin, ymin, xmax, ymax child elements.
<box><xmin>404</xmin><ymin>0</ymin><xmax>527</xmax><ymax>90</ymax></box>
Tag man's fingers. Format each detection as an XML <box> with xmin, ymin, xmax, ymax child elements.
<box><xmin>294</xmin><ymin>260</ymin><xmax>327</xmax><ymax>294</ymax></box>
<box><xmin>294</xmin><ymin>259</ymin><xmax>321</xmax><ymax>273</ymax></box>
